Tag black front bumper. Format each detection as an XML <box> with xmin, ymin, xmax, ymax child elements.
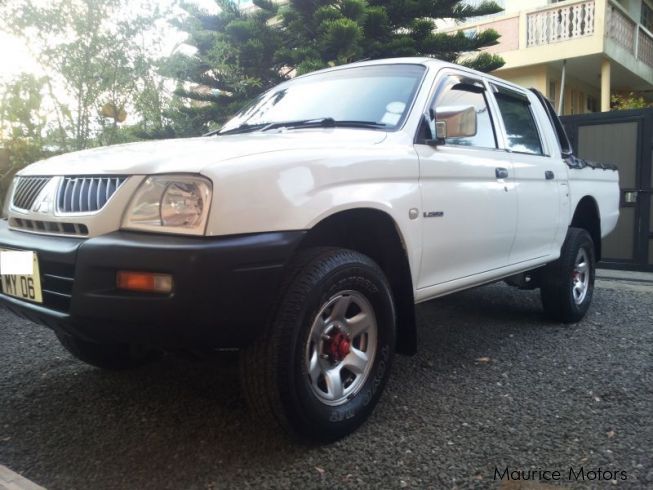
<box><xmin>0</xmin><ymin>221</ymin><xmax>305</xmax><ymax>348</ymax></box>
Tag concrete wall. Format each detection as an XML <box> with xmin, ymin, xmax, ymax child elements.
<box><xmin>492</xmin><ymin>65</ymin><xmax>549</xmax><ymax>93</ymax></box>
<box><xmin>616</xmin><ymin>0</ymin><xmax>644</xmax><ymax>19</ymax></box>
<box><xmin>546</xmin><ymin>66</ymin><xmax>602</xmax><ymax>114</ymax></box>
<box><xmin>479</xmin><ymin>16</ymin><xmax>520</xmax><ymax>53</ymax></box>
<box><xmin>492</xmin><ymin>64</ymin><xmax>602</xmax><ymax>114</ymax></box>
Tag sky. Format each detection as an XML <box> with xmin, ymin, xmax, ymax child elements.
<box><xmin>0</xmin><ymin>0</ymin><xmax>227</xmax><ymax>132</ymax></box>
<box><xmin>0</xmin><ymin>32</ymin><xmax>40</xmax><ymax>82</ymax></box>
<box><xmin>0</xmin><ymin>0</ymin><xmax>220</xmax><ymax>83</ymax></box>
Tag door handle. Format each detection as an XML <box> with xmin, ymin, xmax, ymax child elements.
<box><xmin>545</xmin><ymin>170</ymin><xmax>555</xmax><ymax>180</ymax></box>
<box><xmin>495</xmin><ymin>167</ymin><xmax>509</xmax><ymax>179</ymax></box>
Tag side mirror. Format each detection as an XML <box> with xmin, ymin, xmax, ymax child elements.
<box><xmin>424</xmin><ymin>105</ymin><xmax>478</xmax><ymax>146</ymax></box>
<box><xmin>435</xmin><ymin>105</ymin><xmax>477</xmax><ymax>139</ymax></box>
<box><xmin>435</xmin><ymin>121</ymin><xmax>447</xmax><ymax>140</ymax></box>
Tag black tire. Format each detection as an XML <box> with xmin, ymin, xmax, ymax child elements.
<box><xmin>240</xmin><ymin>247</ymin><xmax>396</xmax><ymax>442</ymax></box>
<box><xmin>540</xmin><ymin>227</ymin><xmax>595</xmax><ymax>323</ymax></box>
<box><xmin>55</xmin><ymin>331</ymin><xmax>158</xmax><ymax>370</ymax></box>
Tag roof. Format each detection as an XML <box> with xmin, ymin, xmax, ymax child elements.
<box><xmin>278</xmin><ymin>57</ymin><xmax>535</xmax><ymax>100</ymax></box>
<box><xmin>292</xmin><ymin>57</ymin><xmax>447</xmax><ymax>80</ymax></box>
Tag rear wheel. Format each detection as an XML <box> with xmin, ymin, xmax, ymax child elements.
<box><xmin>540</xmin><ymin>227</ymin><xmax>595</xmax><ymax>323</ymax></box>
<box><xmin>55</xmin><ymin>331</ymin><xmax>158</xmax><ymax>370</ymax></box>
<box><xmin>240</xmin><ymin>247</ymin><xmax>396</xmax><ymax>442</ymax></box>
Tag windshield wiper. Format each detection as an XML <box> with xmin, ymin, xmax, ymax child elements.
<box><xmin>215</xmin><ymin>123</ymin><xmax>270</xmax><ymax>136</ymax></box>
<box><xmin>214</xmin><ymin>118</ymin><xmax>387</xmax><ymax>136</ymax></box>
<box><xmin>214</xmin><ymin>119</ymin><xmax>330</xmax><ymax>136</ymax></box>
<box><xmin>261</xmin><ymin>118</ymin><xmax>387</xmax><ymax>131</ymax></box>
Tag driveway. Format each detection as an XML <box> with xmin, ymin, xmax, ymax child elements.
<box><xmin>0</xmin><ymin>279</ymin><xmax>651</xmax><ymax>489</ymax></box>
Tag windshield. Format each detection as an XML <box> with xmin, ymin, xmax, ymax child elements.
<box><xmin>219</xmin><ymin>64</ymin><xmax>426</xmax><ymax>134</ymax></box>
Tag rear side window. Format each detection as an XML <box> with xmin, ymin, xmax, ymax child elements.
<box><xmin>493</xmin><ymin>89</ymin><xmax>543</xmax><ymax>155</ymax></box>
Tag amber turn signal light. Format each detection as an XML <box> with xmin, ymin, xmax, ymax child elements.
<box><xmin>116</xmin><ymin>271</ymin><xmax>173</xmax><ymax>294</ymax></box>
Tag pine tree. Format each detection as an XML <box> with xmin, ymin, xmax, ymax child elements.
<box><xmin>277</xmin><ymin>0</ymin><xmax>505</xmax><ymax>75</ymax></box>
<box><xmin>163</xmin><ymin>0</ymin><xmax>284</xmax><ymax>134</ymax></box>
<box><xmin>168</xmin><ymin>0</ymin><xmax>505</xmax><ymax>134</ymax></box>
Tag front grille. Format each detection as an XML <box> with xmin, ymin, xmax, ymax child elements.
<box><xmin>9</xmin><ymin>217</ymin><xmax>89</xmax><ymax>237</ymax></box>
<box><xmin>12</xmin><ymin>177</ymin><xmax>51</xmax><ymax>211</ymax></box>
<box><xmin>57</xmin><ymin>176</ymin><xmax>127</xmax><ymax>213</ymax></box>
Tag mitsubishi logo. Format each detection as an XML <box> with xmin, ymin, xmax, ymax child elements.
<box><xmin>30</xmin><ymin>177</ymin><xmax>61</xmax><ymax>214</ymax></box>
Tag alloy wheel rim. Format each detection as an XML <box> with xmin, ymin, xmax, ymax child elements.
<box><xmin>572</xmin><ymin>248</ymin><xmax>590</xmax><ymax>305</ymax></box>
<box><xmin>305</xmin><ymin>290</ymin><xmax>377</xmax><ymax>406</ymax></box>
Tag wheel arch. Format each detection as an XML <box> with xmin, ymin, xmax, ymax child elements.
<box><xmin>298</xmin><ymin>208</ymin><xmax>417</xmax><ymax>355</ymax></box>
<box><xmin>570</xmin><ymin>196</ymin><xmax>602</xmax><ymax>261</ymax></box>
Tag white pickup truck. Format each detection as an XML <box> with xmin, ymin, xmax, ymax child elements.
<box><xmin>0</xmin><ymin>58</ymin><xmax>619</xmax><ymax>441</ymax></box>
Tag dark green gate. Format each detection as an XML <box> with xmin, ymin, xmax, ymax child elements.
<box><xmin>562</xmin><ymin>109</ymin><xmax>653</xmax><ymax>272</ymax></box>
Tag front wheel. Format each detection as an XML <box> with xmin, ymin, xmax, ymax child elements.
<box><xmin>540</xmin><ymin>227</ymin><xmax>596</xmax><ymax>323</ymax></box>
<box><xmin>240</xmin><ymin>248</ymin><xmax>396</xmax><ymax>442</ymax></box>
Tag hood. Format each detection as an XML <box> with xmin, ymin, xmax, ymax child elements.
<box><xmin>20</xmin><ymin>129</ymin><xmax>387</xmax><ymax>176</ymax></box>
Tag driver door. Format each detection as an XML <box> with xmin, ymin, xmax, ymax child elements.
<box><xmin>414</xmin><ymin>73</ymin><xmax>518</xmax><ymax>289</ymax></box>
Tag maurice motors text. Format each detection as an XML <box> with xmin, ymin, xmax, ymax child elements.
<box><xmin>494</xmin><ymin>466</ymin><xmax>627</xmax><ymax>482</ymax></box>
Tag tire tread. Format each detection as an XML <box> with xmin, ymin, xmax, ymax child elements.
<box><xmin>240</xmin><ymin>247</ymin><xmax>393</xmax><ymax>440</ymax></box>
<box><xmin>540</xmin><ymin>227</ymin><xmax>595</xmax><ymax>323</ymax></box>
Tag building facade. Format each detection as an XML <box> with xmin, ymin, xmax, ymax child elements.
<box><xmin>442</xmin><ymin>0</ymin><xmax>653</xmax><ymax>114</ymax></box>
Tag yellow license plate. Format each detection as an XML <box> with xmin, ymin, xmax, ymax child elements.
<box><xmin>0</xmin><ymin>250</ymin><xmax>43</xmax><ymax>303</ymax></box>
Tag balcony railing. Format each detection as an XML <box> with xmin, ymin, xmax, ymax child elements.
<box><xmin>527</xmin><ymin>0</ymin><xmax>596</xmax><ymax>47</ymax></box>
<box><xmin>639</xmin><ymin>26</ymin><xmax>653</xmax><ymax>67</ymax></box>
<box><xmin>607</xmin><ymin>0</ymin><xmax>653</xmax><ymax>68</ymax></box>
<box><xmin>608</xmin><ymin>2</ymin><xmax>636</xmax><ymax>51</ymax></box>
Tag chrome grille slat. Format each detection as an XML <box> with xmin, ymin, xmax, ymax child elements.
<box><xmin>70</xmin><ymin>179</ymin><xmax>80</xmax><ymax>212</ymax></box>
<box><xmin>89</xmin><ymin>178</ymin><xmax>96</xmax><ymax>211</ymax></box>
<box><xmin>58</xmin><ymin>178</ymin><xmax>66</xmax><ymax>210</ymax></box>
<box><xmin>65</xmin><ymin>178</ymin><xmax>74</xmax><ymax>211</ymax></box>
<box><xmin>95</xmin><ymin>178</ymin><xmax>101</xmax><ymax>210</ymax></box>
<box><xmin>78</xmin><ymin>178</ymin><xmax>86</xmax><ymax>212</ymax></box>
<box><xmin>57</xmin><ymin>175</ymin><xmax>126</xmax><ymax>214</ymax></box>
<box><xmin>71</xmin><ymin>179</ymin><xmax>78</xmax><ymax>212</ymax></box>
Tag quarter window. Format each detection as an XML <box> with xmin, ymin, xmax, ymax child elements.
<box><xmin>493</xmin><ymin>89</ymin><xmax>544</xmax><ymax>155</ymax></box>
<box><xmin>433</xmin><ymin>78</ymin><xmax>497</xmax><ymax>149</ymax></box>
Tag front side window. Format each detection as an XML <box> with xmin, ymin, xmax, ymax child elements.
<box><xmin>493</xmin><ymin>88</ymin><xmax>544</xmax><ymax>155</ymax></box>
<box><xmin>432</xmin><ymin>77</ymin><xmax>497</xmax><ymax>149</ymax></box>
<box><xmin>219</xmin><ymin>64</ymin><xmax>426</xmax><ymax>133</ymax></box>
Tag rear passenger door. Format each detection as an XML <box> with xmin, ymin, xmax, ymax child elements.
<box><xmin>488</xmin><ymin>83</ymin><xmax>569</xmax><ymax>263</ymax></box>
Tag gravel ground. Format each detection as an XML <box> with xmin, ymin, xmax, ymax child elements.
<box><xmin>0</xmin><ymin>280</ymin><xmax>651</xmax><ymax>489</ymax></box>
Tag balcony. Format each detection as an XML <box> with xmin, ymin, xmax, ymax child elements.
<box><xmin>439</xmin><ymin>0</ymin><xmax>653</xmax><ymax>112</ymax></box>
<box><xmin>524</xmin><ymin>0</ymin><xmax>653</xmax><ymax>69</ymax></box>
<box><xmin>606</xmin><ymin>0</ymin><xmax>653</xmax><ymax>68</ymax></box>
<box><xmin>526</xmin><ymin>1</ymin><xmax>597</xmax><ymax>47</ymax></box>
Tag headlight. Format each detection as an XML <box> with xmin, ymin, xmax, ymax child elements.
<box><xmin>122</xmin><ymin>175</ymin><xmax>212</xmax><ymax>235</ymax></box>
